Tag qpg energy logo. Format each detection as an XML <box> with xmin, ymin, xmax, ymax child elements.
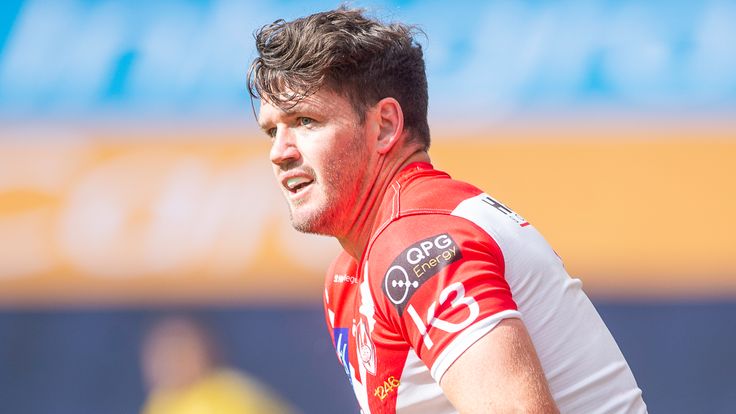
<box><xmin>382</xmin><ymin>233</ymin><xmax>462</xmax><ymax>315</ymax></box>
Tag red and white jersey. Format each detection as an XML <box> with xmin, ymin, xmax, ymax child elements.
<box><xmin>324</xmin><ymin>162</ymin><xmax>646</xmax><ymax>414</ymax></box>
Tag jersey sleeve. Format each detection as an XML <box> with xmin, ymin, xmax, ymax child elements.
<box><xmin>369</xmin><ymin>213</ymin><xmax>521</xmax><ymax>383</ymax></box>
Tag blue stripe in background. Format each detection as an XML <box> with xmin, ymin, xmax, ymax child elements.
<box><xmin>0</xmin><ymin>0</ymin><xmax>734</xmax><ymax>119</ymax></box>
<box><xmin>0</xmin><ymin>0</ymin><xmax>23</xmax><ymax>55</ymax></box>
<box><xmin>104</xmin><ymin>49</ymin><xmax>137</xmax><ymax>100</ymax></box>
<box><xmin>0</xmin><ymin>0</ymin><xmax>23</xmax><ymax>64</ymax></box>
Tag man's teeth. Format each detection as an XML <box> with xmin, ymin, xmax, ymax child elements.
<box><xmin>286</xmin><ymin>177</ymin><xmax>312</xmax><ymax>191</ymax></box>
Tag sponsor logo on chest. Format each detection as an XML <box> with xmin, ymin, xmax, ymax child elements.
<box><xmin>382</xmin><ymin>233</ymin><xmax>462</xmax><ymax>315</ymax></box>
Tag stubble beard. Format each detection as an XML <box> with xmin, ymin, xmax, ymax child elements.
<box><xmin>288</xmin><ymin>132</ymin><xmax>368</xmax><ymax>237</ymax></box>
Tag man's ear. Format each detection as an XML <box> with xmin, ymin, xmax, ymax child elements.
<box><xmin>373</xmin><ymin>97</ymin><xmax>404</xmax><ymax>155</ymax></box>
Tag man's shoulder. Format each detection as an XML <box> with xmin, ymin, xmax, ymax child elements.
<box><xmin>396</xmin><ymin>167</ymin><xmax>483</xmax><ymax>214</ymax></box>
<box><xmin>365</xmin><ymin>210</ymin><xmax>499</xmax><ymax>279</ymax></box>
<box><xmin>368</xmin><ymin>166</ymin><xmax>499</xmax><ymax>259</ymax></box>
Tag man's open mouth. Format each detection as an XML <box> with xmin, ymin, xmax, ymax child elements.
<box><xmin>285</xmin><ymin>176</ymin><xmax>314</xmax><ymax>193</ymax></box>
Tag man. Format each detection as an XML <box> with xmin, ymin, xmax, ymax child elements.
<box><xmin>248</xmin><ymin>7</ymin><xmax>647</xmax><ymax>414</ymax></box>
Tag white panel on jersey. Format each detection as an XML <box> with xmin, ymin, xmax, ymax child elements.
<box><xmin>451</xmin><ymin>193</ymin><xmax>647</xmax><ymax>414</ymax></box>
<box><xmin>348</xmin><ymin>360</ymin><xmax>371</xmax><ymax>414</ymax></box>
<box><xmin>325</xmin><ymin>288</ymin><xmax>335</xmax><ymax>328</ymax></box>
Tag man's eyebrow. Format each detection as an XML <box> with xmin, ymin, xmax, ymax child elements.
<box><xmin>257</xmin><ymin>101</ymin><xmax>313</xmax><ymax>130</ymax></box>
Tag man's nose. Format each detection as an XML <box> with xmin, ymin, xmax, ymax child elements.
<box><xmin>269</xmin><ymin>127</ymin><xmax>300</xmax><ymax>167</ymax></box>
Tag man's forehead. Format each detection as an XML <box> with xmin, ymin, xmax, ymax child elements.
<box><xmin>257</xmin><ymin>98</ymin><xmax>303</xmax><ymax>124</ymax></box>
<box><xmin>258</xmin><ymin>89</ymin><xmax>347</xmax><ymax>121</ymax></box>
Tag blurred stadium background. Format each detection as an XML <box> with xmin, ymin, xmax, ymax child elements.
<box><xmin>1</xmin><ymin>0</ymin><xmax>735</xmax><ymax>412</ymax></box>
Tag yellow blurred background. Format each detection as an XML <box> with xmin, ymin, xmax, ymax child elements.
<box><xmin>1</xmin><ymin>121</ymin><xmax>733</xmax><ymax>305</ymax></box>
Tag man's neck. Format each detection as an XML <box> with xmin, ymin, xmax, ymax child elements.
<box><xmin>337</xmin><ymin>148</ymin><xmax>431</xmax><ymax>261</ymax></box>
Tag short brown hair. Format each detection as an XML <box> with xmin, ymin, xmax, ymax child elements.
<box><xmin>248</xmin><ymin>7</ymin><xmax>430</xmax><ymax>150</ymax></box>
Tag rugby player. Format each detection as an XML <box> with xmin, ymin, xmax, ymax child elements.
<box><xmin>248</xmin><ymin>7</ymin><xmax>647</xmax><ymax>413</ymax></box>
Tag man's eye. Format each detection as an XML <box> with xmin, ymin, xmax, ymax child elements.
<box><xmin>267</xmin><ymin>128</ymin><xmax>277</xmax><ymax>138</ymax></box>
<box><xmin>298</xmin><ymin>117</ymin><xmax>314</xmax><ymax>126</ymax></box>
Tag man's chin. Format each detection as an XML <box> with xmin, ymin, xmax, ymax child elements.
<box><xmin>290</xmin><ymin>220</ymin><xmax>334</xmax><ymax>236</ymax></box>
<box><xmin>289</xmin><ymin>210</ymin><xmax>335</xmax><ymax>236</ymax></box>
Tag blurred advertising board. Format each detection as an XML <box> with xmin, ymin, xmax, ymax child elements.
<box><xmin>1</xmin><ymin>124</ymin><xmax>734</xmax><ymax>305</ymax></box>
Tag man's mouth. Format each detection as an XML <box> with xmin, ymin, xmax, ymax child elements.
<box><xmin>284</xmin><ymin>176</ymin><xmax>314</xmax><ymax>193</ymax></box>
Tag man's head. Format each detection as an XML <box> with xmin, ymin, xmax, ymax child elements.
<box><xmin>248</xmin><ymin>6</ymin><xmax>430</xmax><ymax>150</ymax></box>
<box><xmin>250</xmin><ymin>7</ymin><xmax>431</xmax><ymax>240</ymax></box>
